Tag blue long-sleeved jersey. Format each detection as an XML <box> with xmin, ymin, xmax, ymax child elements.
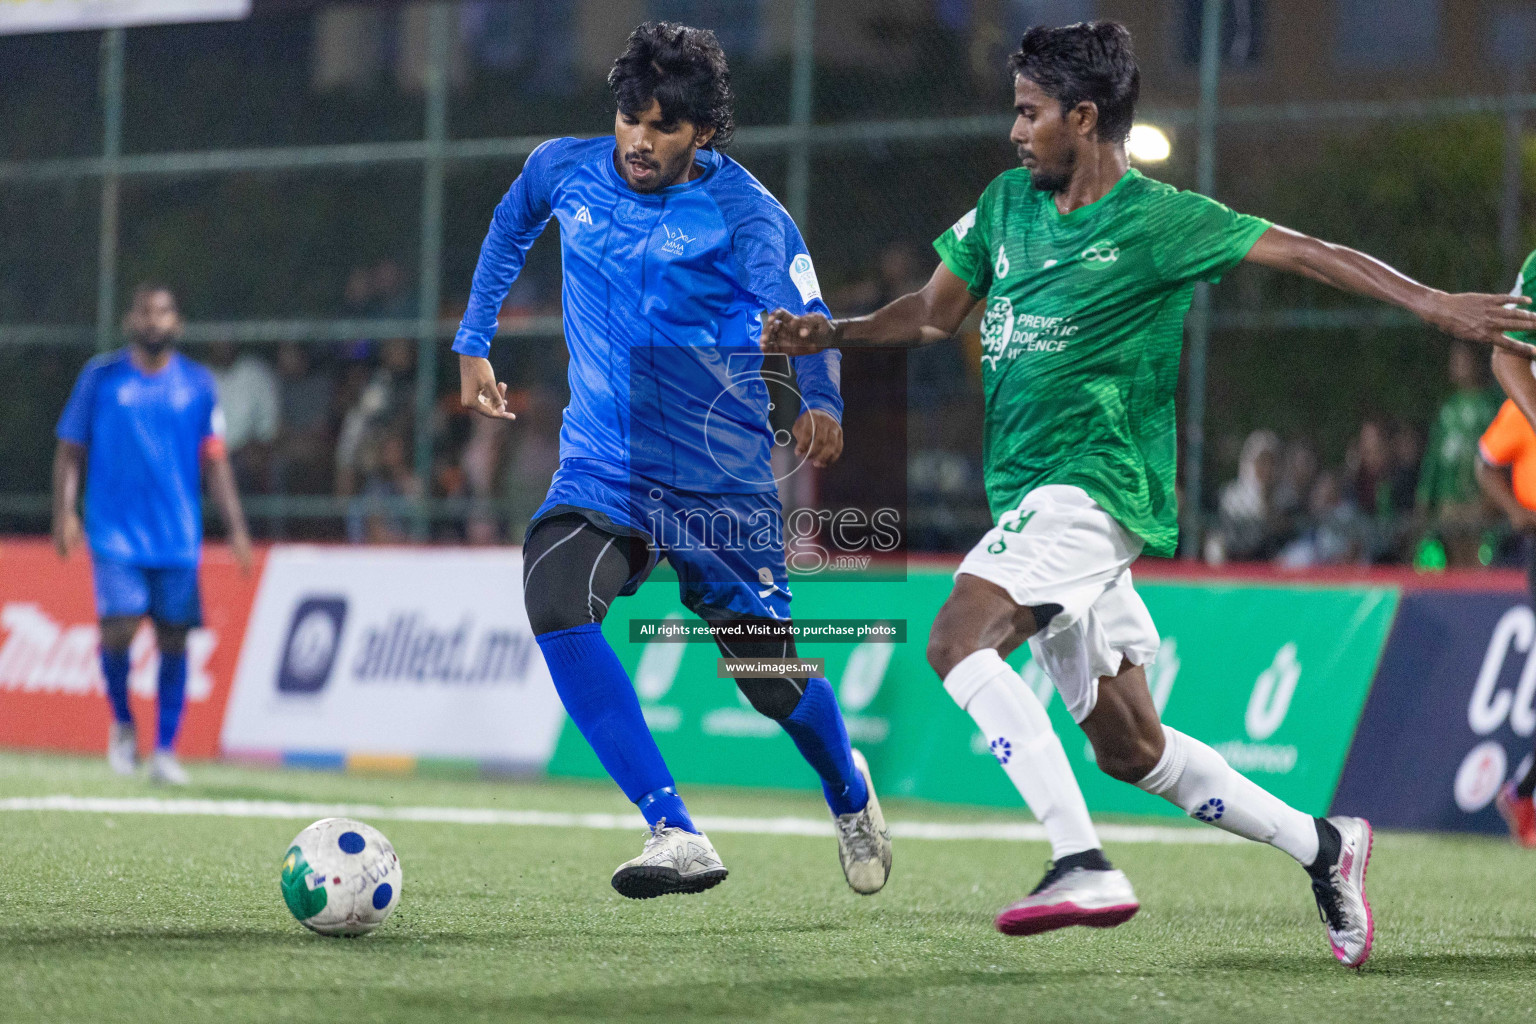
<box><xmin>452</xmin><ymin>137</ymin><xmax>841</xmax><ymax>494</ymax></box>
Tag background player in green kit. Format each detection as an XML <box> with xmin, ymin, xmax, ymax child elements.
<box><xmin>762</xmin><ymin>22</ymin><xmax>1536</xmax><ymax>969</ymax></box>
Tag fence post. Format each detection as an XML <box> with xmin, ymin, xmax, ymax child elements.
<box><xmin>784</xmin><ymin>0</ymin><xmax>815</xmax><ymax>227</ymax></box>
<box><xmin>1501</xmin><ymin>63</ymin><xmax>1527</xmax><ymax>274</ymax></box>
<box><xmin>95</xmin><ymin>28</ymin><xmax>125</xmax><ymax>353</ymax></box>
<box><xmin>413</xmin><ymin>2</ymin><xmax>451</xmax><ymax>541</ymax></box>
<box><xmin>1183</xmin><ymin>0</ymin><xmax>1223</xmax><ymax>559</ymax></box>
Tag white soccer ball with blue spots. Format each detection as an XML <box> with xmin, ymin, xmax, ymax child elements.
<box><xmin>280</xmin><ymin>817</ymin><xmax>402</xmax><ymax>936</ymax></box>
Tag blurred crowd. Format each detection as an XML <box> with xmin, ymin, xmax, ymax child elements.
<box><xmin>203</xmin><ymin>257</ymin><xmax>564</xmax><ymax>545</ymax></box>
<box><xmin>1204</xmin><ymin>343</ymin><xmax>1505</xmax><ymax>569</ymax></box>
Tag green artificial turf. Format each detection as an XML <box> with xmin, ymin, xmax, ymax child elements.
<box><xmin>0</xmin><ymin>751</ymin><xmax>1532</xmax><ymax>1023</ymax></box>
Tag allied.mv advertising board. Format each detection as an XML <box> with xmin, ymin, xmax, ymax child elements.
<box><xmin>221</xmin><ymin>546</ymin><xmax>564</xmax><ymax>769</ymax></box>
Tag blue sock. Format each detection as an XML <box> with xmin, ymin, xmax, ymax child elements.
<box><xmin>637</xmin><ymin>786</ymin><xmax>696</xmax><ymax>833</ymax></box>
<box><xmin>536</xmin><ymin>624</ymin><xmax>697</xmax><ymax>833</ymax></box>
<box><xmin>156</xmin><ymin>650</ymin><xmax>187</xmax><ymax>751</ymax></box>
<box><xmin>101</xmin><ymin>649</ymin><xmax>132</xmax><ymax>724</ymax></box>
<box><xmin>780</xmin><ymin>677</ymin><xmax>868</xmax><ymax>816</ymax></box>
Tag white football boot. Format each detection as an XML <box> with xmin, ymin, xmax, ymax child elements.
<box><xmin>148</xmin><ymin>750</ymin><xmax>191</xmax><ymax>786</ymax></box>
<box><xmin>833</xmin><ymin>748</ymin><xmax>892</xmax><ymax>894</ymax></box>
<box><xmin>1309</xmin><ymin>816</ymin><xmax>1374</xmax><ymax>969</ymax></box>
<box><xmin>107</xmin><ymin>722</ymin><xmax>138</xmax><ymax>777</ymax></box>
<box><xmin>611</xmin><ymin>821</ymin><xmax>728</xmax><ymax>899</ymax></box>
<box><xmin>995</xmin><ymin>860</ymin><xmax>1139</xmax><ymax>936</ymax></box>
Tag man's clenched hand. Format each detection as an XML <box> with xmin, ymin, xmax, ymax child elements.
<box><xmin>459</xmin><ymin>354</ymin><xmax>517</xmax><ymax>421</ymax></box>
<box><xmin>792</xmin><ymin>408</ymin><xmax>843</xmax><ymax>469</ymax></box>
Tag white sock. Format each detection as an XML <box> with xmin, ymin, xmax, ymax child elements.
<box><xmin>1137</xmin><ymin>725</ymin><xmax>1319</xmax><ymax>866</ymax></box>
<box><xmin>944</xmin><ymin>649</ymin><xmax>1101</xmax><ymax>859</ymax></box>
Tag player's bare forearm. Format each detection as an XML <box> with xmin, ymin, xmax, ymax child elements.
<box><xmin>1245</xmin><ymin>225</ymin><xmax>1536</xmax><ymax>355</ymax></box>
<box><xmin>206</xmin><ymin>454</ymin><xmax>253</xmax><ymax>569</ymax></box>
<box><xmin>51</xmin><ymin>441</ymin><xmax>84</xmax><ymax>558</ymax></box>
<box><xmin>839</xmin><ymin>293</ymin><xmax>959</xmax><ymax>348</ymax></box>
<box><xmin>762</xmin><ymin>263</ymin><xmax>978</xmax><ymax>356</ymax></box>
<box><xmin>1476</xmin><ymin>460</ymin><xmax>1529</xmax><ymax>527</ymax></box>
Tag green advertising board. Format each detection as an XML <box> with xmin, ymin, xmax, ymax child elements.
<box><xmin>546</xmin><ymin>569</ymin><xmax>1398</xmax><ymax>818</ymax></box>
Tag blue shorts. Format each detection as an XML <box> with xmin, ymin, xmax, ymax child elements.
<box><xmin>92</xmin><ymin>558</ymin><xmax>203</xmax><ymax>626</ymax></box>
<box><xmin>532</xmin><ymin>459</ymin><xmax>790</xmax><ymax>620</ymax></box>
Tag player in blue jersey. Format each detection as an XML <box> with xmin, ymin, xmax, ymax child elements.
<box><xmin>52</xmin><ymin>283</ymin><xmax>252</xmax><ymax>785</ymax></box>
<box><xmin>454</xmin><ymin>23</ymin><xmax>892</xmax><ymax>899</ymax></box>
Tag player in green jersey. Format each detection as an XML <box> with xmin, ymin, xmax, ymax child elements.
<box><xmin>1489</xmin><ymin>249</ymin><xmax>1536</xmax><ymax>848</ymax></box>
<box><xmin>763</xmin><ymin>22</ymin><xmax>1536</xmax><ymax>969</ymax></box>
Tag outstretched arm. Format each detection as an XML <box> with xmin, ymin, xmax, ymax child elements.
<box><xmin>1245</xmin><ymin>225</ymin><xmax>1536</xmax><ymax>355</ymax></box>
<box><xmin>761</xmin><ymin>262</ymin><xmax>979</xmax><ymax>356</ymax></box>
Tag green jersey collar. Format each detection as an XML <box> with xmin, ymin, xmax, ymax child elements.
<box><xmin>1049</xmin><ymin>167</ymin><xmax>1141</xmax><ymax>222</ymax></box>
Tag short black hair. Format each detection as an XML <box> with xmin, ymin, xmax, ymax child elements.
<box><xmin>608</xmin><ymin>22</ymin><xmax>735</xmax><ymax>150</ymax></box>
<box><xmin>1009</xmin><ymin>22</ymin><xmax>1140</xmax><ymax>144</ymax></box>
<box><xmin>130</xmin><ymin>281</ymin><xmax>178</xmax><ymax>310</ymax></box>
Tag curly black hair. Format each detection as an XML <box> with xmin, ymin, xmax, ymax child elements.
<box><xmin>1009</xmin><ymin>22</ymin><xmax>1140</xmax><ymax>145</ymax></box>
<box><xmin>608</xmin><ymin>22</ymin><xmax>735</xmax><ymax>150</ymax></box>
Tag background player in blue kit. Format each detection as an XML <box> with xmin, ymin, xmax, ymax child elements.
<box><xmin>454</xmin><ymin>23</ymin><xmax>892</xmax><ymax>899</ymax></box>
<box><xmin>52</xmin><ymin>284</ymin><xmax>253</xmax><ymax>785</ymax></box>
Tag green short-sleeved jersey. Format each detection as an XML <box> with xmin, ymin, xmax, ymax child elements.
<box><xmin>933</xmin><ymin>167</ymin><xmax>1271</xmax><ymax>557</ymax></box>
<box><xmin>1509</xmin><ymin>248</ymin><xmax>1536</xmax><ymax>346</ymax></box>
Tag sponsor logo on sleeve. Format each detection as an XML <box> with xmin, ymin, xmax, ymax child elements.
<box><xmin>951</xmin><ymin>208</ymin><xmax>977</xmax><ymax>240</ymax></box>
<box><xmin>789</xmin><ymin>253</ymin><xmax>822</xmax><ymax>304</ymax></box>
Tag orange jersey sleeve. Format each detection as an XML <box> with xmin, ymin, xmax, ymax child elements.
<box><xmin>1480</xmin><ymin>400</ymin><xmax>1529</xmax><ymax>467</ymax></box>
<box><xmin>1481</xmin><ymin>399</ymin><xmax>1536</xmax><ymax>510</ymax></box>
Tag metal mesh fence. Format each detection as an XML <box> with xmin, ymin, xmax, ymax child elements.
<box><xmin>2</xmin><ymin>0</ymin><xmax>1534</xmax><ymax>567</ymax></box>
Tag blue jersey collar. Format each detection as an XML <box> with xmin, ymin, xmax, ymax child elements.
<box><xmin>604</xmin><ymin>145</ymin><xmax>721</xmax><ymax>199</ymax></box>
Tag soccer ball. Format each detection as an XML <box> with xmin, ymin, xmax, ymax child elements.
<box><xmin>280</xmin><ymin>817</ymin><xmax>402</xmax><ymax>936</ymax></box>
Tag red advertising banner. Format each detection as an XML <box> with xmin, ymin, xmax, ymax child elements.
<box><xmin>0</xmin><ymin>539</ymin><xmax>261</xmax><ymax>758</ymax></box>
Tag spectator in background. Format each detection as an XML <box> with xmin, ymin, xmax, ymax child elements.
<box><xmin>461</xmin><ymin>409</ymin><xmax>509</xmax><ymax>545</ymax></box>
<box><xmin>1345</xmin><ymin>419</ymin><xmax>1402</xmax><ymax>560</ymax></box>
<box><xmin>1418</xmin><ymin>342</ymin><xmax>1500</xmax><ymax>565</ymax></box>
<box><xmin>1212</xmin><ymin>429</ymin><xmax>1286</xmax><ymax>561</ymax></box>
<box><xmin>347</xmin><ymin>426</ymin><xmax>419</xmax><ymax>544</ymax></box>
<box><xmin>341</xmin><ymin>259</ymin><xmax>414</xmax><ymax>321</ymax></box>
<box><xmin>1272</xmin><ymin>440</ymin><xmax>1319</xmax><ymax>539</ymax></box>
<box><xmin>336</xmin><ymin>337</ymin><xmax>415</xmax><ymax>498</ymax></box>
<box><xmin>342</xmin><ymin>266</ymin><xmax>374</xmax><ymax>319</ymax></box>
<box><xmin>502</xmin><ymin>386</ymin><xmax>563</xmax><ymax>542</ymax></box>
<box><xmin>371</xmin><ymin>259</ymin><xmax>413</xmax><ymax>318</ymax></box>
<box><xmin>270</xmin><ymin>342</ymin><xmax>335</xmax><ymax>497</ymax></box>
<box><xmin>1376</xmin><ymin>420</ymin><xmax>1423</xmax><ymax>561</ymax></box>
<box><xmin>1277</xmin><ymin>470</ymin><xmax>1371</xmax><ymax>568</ymax></box>
<box><xmin>1345</xmin><ymin>420</ymin><xmax>1391</xmax><ymax>515</ymax></box>
<box><xmin>206</xmin><ymin>341</ymin><xmax>280</xmax><ymax>495</ymax></box>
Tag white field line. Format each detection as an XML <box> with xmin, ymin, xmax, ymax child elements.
<box><xmin>0</xmin><ymin>794</ymin><xmax>1240</xmax><ymax>845</ymax></box>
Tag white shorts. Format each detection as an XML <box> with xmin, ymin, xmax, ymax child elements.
<box><xmin>956</xmin><ymin>485</ymin><xmax>1161</xmax><ymax>723</ymax></box>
